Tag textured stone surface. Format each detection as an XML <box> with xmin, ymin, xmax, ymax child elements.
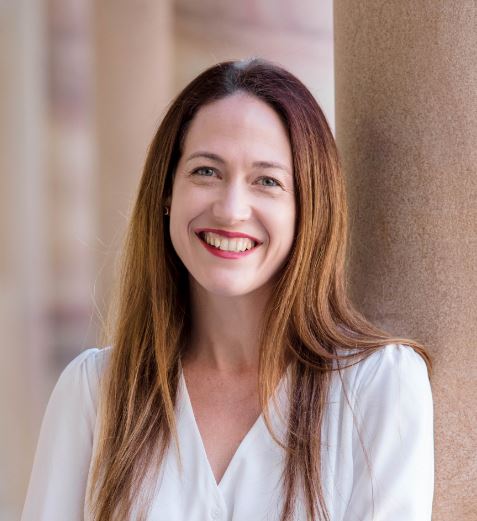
<box><xmin>334</xmin><ymin>2</ymin><xmax>477</xmax><ymax>519</ymax></box>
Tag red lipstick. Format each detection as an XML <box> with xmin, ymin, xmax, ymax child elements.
<box><xmin>194</xmin><ymin>228</ymin><xmax>263</xmax><ymax>244</ymax></box>
<box><xmin>195</xmin><ymin>231</ymin><xmax>261</xmax><ymax>259</ymax></box>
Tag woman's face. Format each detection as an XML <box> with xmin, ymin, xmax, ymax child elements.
<box><xmin>169</xmin><ymin>92</ymin><xmax>296</xmax><ymax>297</ymax></box>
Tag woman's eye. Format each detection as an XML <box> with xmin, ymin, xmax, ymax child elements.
<box><xmin>190</xmin><ymin>168</ymin><xmax>281</xmax><ymax>188</ymax></box>
<box><xmin>257</xmin><ymin>176</ymin><xmax>281</xmax><ymax>188</ymax></box>
<box><xmin>191</xmin><ymin>167</ymin><xmax>216</xmax><ymax>177</ymax></box>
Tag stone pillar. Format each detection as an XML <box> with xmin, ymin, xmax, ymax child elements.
<box><xmin>0</xmin><ymin>1</ymin><xmax>48</xmax><ymax>518</ymax></box>
<box><xmin>334</xmin><ymin>2</ymin><xmax>477</xmax><ymax>519</ymax></box>
<box><xmin>46</xmin><ymin>0</ymin><xmax>97</xmax><ymax>371</ymax></box>
<box><xmin>93</xmin><ymin>0</ymin><xmax>173</xmax><ymax>317</ymax></box>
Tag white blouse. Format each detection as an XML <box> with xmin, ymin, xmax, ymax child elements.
<box><xmin>21</xmin><ymin>343</ymin><xmax>434</xmax><ymax>521</ymax></box>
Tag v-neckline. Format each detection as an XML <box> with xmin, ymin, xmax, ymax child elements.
<box><xmin>179</xmin><ymin>365</ymin><xmax>289</xmax><ymax>490</ymax></box>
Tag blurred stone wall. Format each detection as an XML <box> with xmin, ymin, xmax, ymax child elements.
<box><xmin>174</xmin><ymin>0</ymin><xmax>334</xmax><ymax>129</ymax></box>
<box><xmin>0</xmin><ymin>1</ymin><xmax>48</xmax><ymax>518</ymax></box>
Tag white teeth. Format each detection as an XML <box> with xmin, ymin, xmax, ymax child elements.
<box><xmin>201</xmin><ymin>232</ymin><xmax>256</xmax><ymax>252</ymax></box>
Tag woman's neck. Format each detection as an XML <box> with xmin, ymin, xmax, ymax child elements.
<box><xmin>184</xmin><ymin>279</ymin><xmax>273</xmax><ymax>373</ymax></box>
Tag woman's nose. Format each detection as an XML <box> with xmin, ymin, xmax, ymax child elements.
<box><xmin>211</xmin><ymin>181</ymin><xmax>252</xmax><ymax>223</ymax></box>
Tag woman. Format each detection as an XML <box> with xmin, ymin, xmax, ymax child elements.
<box><xmin>22</xmin><ymin>58</ymin><xmax>434</xmax><ymax>521</ymax></box>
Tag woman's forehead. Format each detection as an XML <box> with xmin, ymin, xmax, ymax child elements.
<box><xmin>181</xmin><ymin>93</ymin><xmax>292</xmax><ymax>167</ymax></box>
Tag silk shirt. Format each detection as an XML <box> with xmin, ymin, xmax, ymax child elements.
<box><xmin>21</xmin><ymin>343</ymin><xmax>434</xmax><ymax>520</ymax></box>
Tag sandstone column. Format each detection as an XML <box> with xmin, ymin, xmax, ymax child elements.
<box><xmin>46</xmin><ymin>0</ymin><xmax>97</xmax><ymax>374</ymax></box>
<box><xmin>93</xmin><ymin>0</ymin><xmax>173</xmax><ymax>321</ymax></box>
<box><xmin>334</xmin><ymin>2</ymin><xmax>477</xmax><ymax>519</ymax></box>
<box><xmin>0</xmin><ymin>1</ymin><xmax>48</xmax><ymax>517</ymax></box>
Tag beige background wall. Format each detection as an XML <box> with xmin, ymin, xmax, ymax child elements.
<box><xmin>334</xmin><ymin>2</ymin><xmax>477</xmax><ymax>519</ymax></box>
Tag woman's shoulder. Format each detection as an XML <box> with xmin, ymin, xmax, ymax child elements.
<box><xmin>356</xmin><ymin>342</ymin><xmax>428</xmax><ymax>382</ymax></box>
<box><xmin>61</xmin><ymin>345</ymin><xmax>112</xmax><ymax>378</ymax></box>
<box><xmin>21</xmin><ymin>347</ymin><xmax>113</xmax><ymax>521</ymax></box>
<box><xmin>51</xmin><ymin>346</ymin><xmax>112</xmax><ymax>423</ymax></box>
<box><xmin>59</xmin><ymin>346</ymin><xmax>111</xmax><ymax>390</ymax></box>
<box><xmin>329</xmin><ymin>344</ymin><xmax>434</xmax><ymax>520</ymax></box>
<box><xmin>334</xmin><ymin>343</ymin><xmax>431</xmax><ymax>403</ymax></box>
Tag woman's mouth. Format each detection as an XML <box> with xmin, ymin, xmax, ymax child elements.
<box><xmin>196</xmin><ymin>231</ymin><xmax>261</xmax><ymax>259</ymax></box>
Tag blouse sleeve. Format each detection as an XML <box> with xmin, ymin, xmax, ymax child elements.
<box><xmin>21</xmin><ymin>348</ymin><xmax>103</xmax><ymax>521</ymax></box>
<box><xmin>343</xmin><ymin>344</ymin><xmax>434</xmax><ymax>521</ymax></box>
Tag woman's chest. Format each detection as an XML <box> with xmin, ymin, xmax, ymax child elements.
<box><xmin>183</xmin><ymin>370</ymin><xmax>263</xmax><ymax>485</ymax></box>
<box><xmin>95</xmin><ymin>368</ymin><xmax>355</xmax><ymax>521</ymax></box>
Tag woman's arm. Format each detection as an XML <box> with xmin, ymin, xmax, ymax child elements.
<box><xmin>21</xmin><ymin>348</ymin><xmax>103</xmax><ymax>521</ymax></box>
<box><xmin>344</xmin><ymin>344</ymin><xmax>434</xmax><ymax>521</ymax></box>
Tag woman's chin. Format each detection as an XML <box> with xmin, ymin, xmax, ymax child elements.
<box><xmin>190</xmin><ymin>275</ymin><xmax>260</xmax><ymax>298</ymax></box>
<box><xmin>202</xmin><ymin>283</ymin><xmax>254</xmax><ymax>298</ymax></box>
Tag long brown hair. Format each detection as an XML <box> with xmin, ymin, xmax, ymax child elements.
<box><xmin>86</xmin><ymin>58</ymin><xmax>431</xmax><ymax>521</ymax></box>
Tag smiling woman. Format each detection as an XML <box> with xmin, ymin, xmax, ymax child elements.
<box><xmin>21</xmin><ymin>58</ymin><xmax>434</xmax><ymax>521</ymax></box>
<box><xmin>169</xmin><ymin>91</ymin><xmax>295</xmax><ymax>297</ymax></box>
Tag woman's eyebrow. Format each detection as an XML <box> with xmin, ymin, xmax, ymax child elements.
<box><xmin>186</xmin><ymin>151</ymin><xmax>291</xmax><ymax>176</ymax></box>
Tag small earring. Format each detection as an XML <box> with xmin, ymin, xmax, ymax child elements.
<box><xmin>164</xmin><ymin>206</ymin><xmax>170</xmax><ymax>216</ymax></box>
